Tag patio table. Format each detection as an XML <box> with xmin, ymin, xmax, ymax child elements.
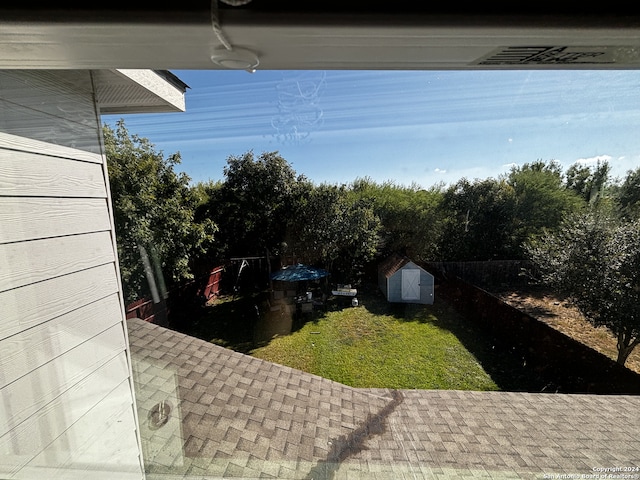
<box><xmin>331</xmin><ymin>287</ymin><xmax>357</xmax><ymax>297</ymax></box>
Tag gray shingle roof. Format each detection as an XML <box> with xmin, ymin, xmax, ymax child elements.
<box><xmin>127</xmin><ymin>318</ymin><xmax>640</xmax><ymax>479</ymax></box>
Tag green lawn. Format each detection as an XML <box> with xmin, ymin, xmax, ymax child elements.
<box><xmin>174</xmin><ymin>284</ymin><xmax>542</xmax><ymax>391</ymax></box>
<box><xmin>249</xmin><ymin>289</ymin><xmax>501</xmax><ymax>390</ymax></box>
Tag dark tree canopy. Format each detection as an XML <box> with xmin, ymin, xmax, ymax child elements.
<box><xmin>506</xmin><ymin>160</ymin><xmax>583</xmax><ymax>247</ymax></box>
<box><xmin>201</xmin><ymin>151</ymin><xmax>381</xmax><ymax>283</ymax></box>
<box><xmin>350</xmin><ymin>177</ymin><xmax>443</xmax><ymax>263</ymax></box>
<box><xmin>438</xmin><ymin>178</ymin><xmax>518</xmax><ymax>260</ymax></box>
<box><xmin>206</xmin><ymin>151</ymin><xmax>301</xmax><ymax>259</ymax></box>
<box><xmin>283</xmin><ymin>182</ymin><xmax>381</xmax><ymax>280</ymax></box>
<box><xmin>104</xmin><ymin>120</ymin><xmax>216</xmax><ymax>303</ymax></box>
<box><xmin>565</xmin><ymin>160</ymin><xmax>610</xmax><ymax>204</ymax></box>
<box><xmin>616</xmin><ymin>166</ymin><xmax>640</xmax><ymax>219</ymax></box>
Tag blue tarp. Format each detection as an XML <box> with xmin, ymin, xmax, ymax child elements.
<box><xmin>270</xmin><ymin>264</ymin><xmax>329</xmax><ymax>282</ymax></box>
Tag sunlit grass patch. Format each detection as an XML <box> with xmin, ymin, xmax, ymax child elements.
<box><xmin>249</xmin><ymin>293</ymin><xmax>500</xmax><ymax>391</ymax></box>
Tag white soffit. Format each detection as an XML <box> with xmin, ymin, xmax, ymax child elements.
<box><xmin>94</xmin><ymin>69</ymin><xmax>187</xmax><ymax>114</ymax></box>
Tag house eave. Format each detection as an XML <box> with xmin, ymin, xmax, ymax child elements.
<box><xmin>94</xmin><ymin>69</ymin><xmax>187</xmax><ymax>115</ymax></box>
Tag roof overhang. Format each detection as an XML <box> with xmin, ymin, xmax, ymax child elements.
<box><xmin>93</xmin><ymin>70</ymin><xmax>187</xmax><ymax>114</ymax></box>
<box><xmin>1</xmin><ymin>3</ymin><xmax>640</xmax><ymax>71</ymax></box>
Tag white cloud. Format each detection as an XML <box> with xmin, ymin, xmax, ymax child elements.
<box><xmin>434</xmin><ymin>168</ymin><xmax>447</xmax><ymax>174</ymax></box>
<box><xmin>574</xmin><ymin>154</ymin><xmax>613</xmax><ymax>166</ymax></box>
<box><xmin>502</xmin><ymin>162</ymin><xmax>518</xmax><ymax>169</ymax></box>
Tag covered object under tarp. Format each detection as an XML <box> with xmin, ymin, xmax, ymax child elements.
<box><xmin>378</xmin><ymin>254</ymin><xmax>434</xmax><ymax>305</ymax></box>
<box><xmin>270</xmin><ymin>264</ymin><xmax>329</xmax><ymax>282</ymax></box>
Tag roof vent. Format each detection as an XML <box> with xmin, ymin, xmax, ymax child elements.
<box><xmin>475</xmin><ymin>46</ymin><xmax>640</xmax><ymax>66</ymax></box>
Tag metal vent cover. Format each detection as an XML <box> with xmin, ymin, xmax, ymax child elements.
<box><xmin>475</xmin><ymin>46</ymin><xmax>640</xmax><ymax>66</ymax></box>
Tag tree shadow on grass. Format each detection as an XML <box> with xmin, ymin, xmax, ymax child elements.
<box><xmin>170</xmin><ymin>290</ymin><xmax>333</xmax><ymax>354</ymax></box>
<box><xmin>169</xmin><ymin>292</ymin><xmax>264</xmax><ymax>354</ymax></box>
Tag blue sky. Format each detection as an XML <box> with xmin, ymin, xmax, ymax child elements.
<box><xmin>102</xmin><ymin>69</ymin><xmax>640</xmax><ymax>188</ymax></box>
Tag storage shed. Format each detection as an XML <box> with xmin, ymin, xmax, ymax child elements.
<box><xmin>378</xmin><ymin>254</ymin><xmax>435</xmax><ymax>305</ymax></box>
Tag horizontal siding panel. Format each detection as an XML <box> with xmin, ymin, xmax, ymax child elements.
<box><xmin>0</xmin><ymin>263</ymin><xmax>120</xmax><ymax>340</ymax></box>
<box><xmin>0</xmin><ymin>71</ymin><xmax>101</xmax><ymax>154</ymax></box>
<box><xmin>0</xmin><ymin>100</ymin><xmax>101</xmax><ymax>156</ymax></box>
<box><xmin>0</xmin><ymin>354</ymin><xmax>130</xmax><ymax>477</ymax></box>
<box><xmin>21</xmin><ymin>402</ymin><xmax>142</xmax><ymax>480</ymax></box>
<box><xmin>0</xmin><ymin>71</ymin><xmax>95</xmax><ymax>123</ymax></box>
<box><xmin>0</xmin><ymin>231</ymin><xmax>115</xmax><ymax>293</ymax></box>
<box><xmin>0</xmin><ymin>149</ymin><xmax>106</xmax><ymax>198</ymax></box>
<box><xmin>0</xmin><ymin>197</ymin><xmax>110</xmax><ymax>244</ymax></box>
<box><xmin>0</xmin><ymin>131</ymin><xmax>101</xmax><ymax>164</ymax></box>
<box><xmin>0</xmin><ymin>324</ymin><xmax>127</xmax><ymax>438</ymax></box>
<box><xmin>0</xmin><ymin>294</ymin><xmax>122</xmax><ymax>388</ymax></box>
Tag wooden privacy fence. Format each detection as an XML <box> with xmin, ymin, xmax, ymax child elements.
<box><xmin>436</xmin><ymin>274</ymin><xmax>640</xmax><ymax>394</ymax></box>
<box><xmin>125</xmin><ymin>265</ymin><xmax>224</xmax><ymax>324</ymax></box>
<box><xmin>125</xmin><ymin>296</ymin><xmax>163</xmax><ymax>323</ymax></box>
<box><xmin>427</xmin><ymin>260</ymin><xmax>536</xmax><ymax>288</ymax></box>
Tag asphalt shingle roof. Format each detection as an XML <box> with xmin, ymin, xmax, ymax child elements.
<box><xmin>127</xmin><ymin>318</ymin><xmax>640</xmax><ymax>480</ymax></box>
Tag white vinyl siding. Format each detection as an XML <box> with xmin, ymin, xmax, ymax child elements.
<box><xmin>0</xmin><ymin>259</ymin><xmax>120</xmax><ymax>340</ymax></box>
<box><xmin>0</xmin><ymin>197</ymin><xmax>111</xmax><ymax>244</ymax></box>
<box><xmin>0</xmin><ymin>70</ymin><xmax>101</xmax><ymax>154</ymax></box>
<box><xmin>0</xmin><ymin>70</ymin><xmax>144</xmax><ymax>480</ymax></box>
<box><xmin>0</xmin><ymin>231</ymin><xmax>116</xmax><ymax>293</ymax></box>
<box><xmin>0</xmin><ymin>149</ymin><xmax>107</xmax><ymax>197</ymax></box>
<box><xmin>0</xmin><ymin>294</ymin><xmax>123</xmax><ymax>389</ymax></box>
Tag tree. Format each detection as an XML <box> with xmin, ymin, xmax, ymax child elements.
<box><xmin>616</xmin><ymin>166</ymin><xmax>640</xmax><ymax>219</ymax></box>
<box><xmin>284</xmin><ymin>183</ymin><xmax>381</xmax><ymax>282</ymax></box>
<box><xmin>191</xmin><ymin>179</ymin><xmax>226</xmax><ymax>263</ymax></box>
<box><xmin>206</xmin><ymin>151</ymin><xmax>301</xmax><ymax>259</ymax></box>
<box><xmin>438</xmin><ymin>177</ymin><xmax>518</xmax><ymax>260</ymax></box>
<box><xmin>104</xmin><ymin>120</ymin><xmax>217</xmax><ymax>303</ymax></box>
<box><xmin>525</xmin><ymin>210</ymin><xmax>640</xmax><ymax>366</ymax></box>
<box><xmin>200</xmin><ymin>152</ymin><xmax>380</xmax><ymax>283</ymax></box>
<box><xmin>565</xmin><ymin>160</ymin><xmax>610</xmax><ymax>204</ymax></box>
<box><xmin>351</xmin><ymin>177</ymin><xmax>444</xmax><ymax>262</ymax></box>
<box><xmin>506</xmin><ymin>160</ymin><xmax>583</xmax><ymax>247</ymax></box>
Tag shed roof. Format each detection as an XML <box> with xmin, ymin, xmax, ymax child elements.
<box><xmin>378</xmin><ymin>253</ymin><xmax>414</xmax><ymax>279</ymax></box>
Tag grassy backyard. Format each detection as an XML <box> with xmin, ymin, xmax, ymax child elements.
<box><xmin>249</xmin><ymin>295</ymin><xmax>500</xmax><ymax>390</ymax></box>
<box><xmin>172</xmin><ymin>284</ymin><xmax>544</xmax><ymax>391</ymax></box>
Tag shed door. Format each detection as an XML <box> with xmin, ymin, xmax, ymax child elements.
<box><xmin>401</xmin><ymin>269</ymin><xmax>420</xmax><ymax>300</ymax></box>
